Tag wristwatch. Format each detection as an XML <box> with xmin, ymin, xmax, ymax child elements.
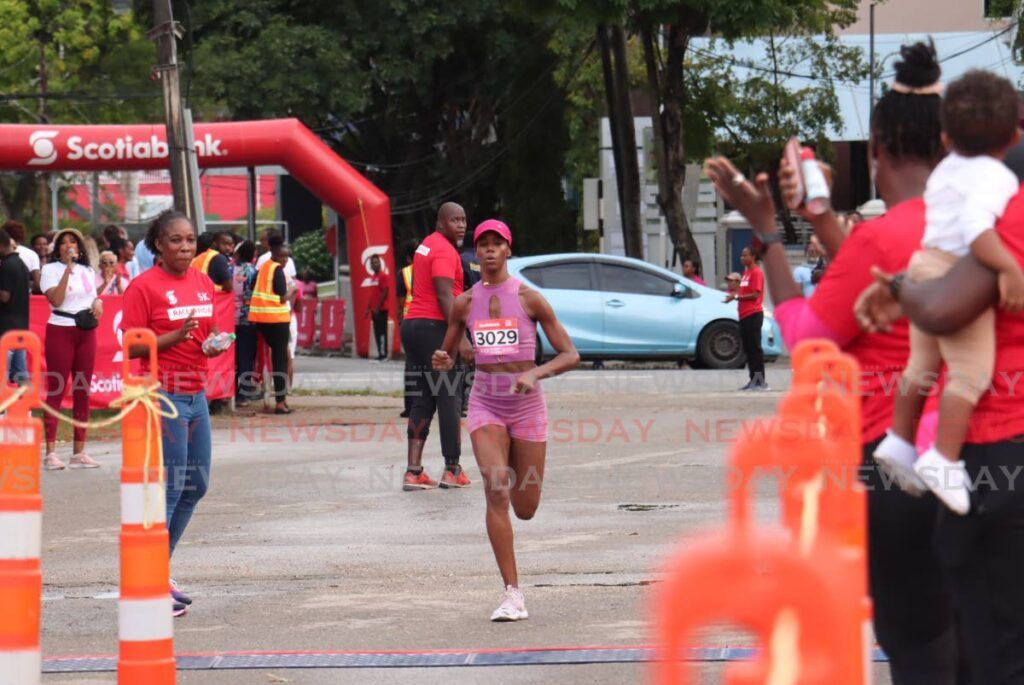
<box><xmin>754</xmin><ymin>230</ymin><xmax>784</xmax><ymax>247</ymax></box>
<box><xmin>889</xmin><ymin>272</ymin><xmax>907</xmax><ymax>300</ymax></box>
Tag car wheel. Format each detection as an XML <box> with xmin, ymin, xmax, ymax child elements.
<box><xmin>696</xmin><ymin>320</ymin><xmax>745</xmax><ymax>369</ymax></box>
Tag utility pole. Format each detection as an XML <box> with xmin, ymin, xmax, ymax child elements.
<box><xmin>149</xmin><ymin>0</ymin><xmax>193</xmax><ymax>219</ymax></box>
<box><xmin>868</xmin><ymin>1</ymin><xmax>877</xmax><ymax>200</ymax></box>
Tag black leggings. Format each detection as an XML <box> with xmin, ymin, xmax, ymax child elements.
<box><xmin>739</xmin><ymin>312</ymin><xmax>764</xmax><ymax>383</ymax></box>
<box><xmin>372</xmin><ymin>310</ymin><xmax>388</xmax><ymax>360</ymax></box>
<box><xmin>936</xmin><ymin>437</ymin><xmax>1024</xmax><ymax>685</ymax></box>
<box><xmin>861</xmin><ymin>439</ymin><xmax>967</xmax><ymax>684</ymax></box>
<box><xmin>235</xmin><ymin>324</ymin><xmax>259</xmax><ymax>401</ymax></box>
<box><xmin>401</xmin><ymin>318</ymin><xmax>461</xmax><ymax>466</ymax></box>
<box><xmin>257</xmin><ymin>322</ymin><xmax>290</xmax><ymax>404</ymax></box>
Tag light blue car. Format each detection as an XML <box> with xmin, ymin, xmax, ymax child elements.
<box><xmin>508</xmin><ymin>253</ymin><xmax>782</xmax><ymax>369</ymax></box>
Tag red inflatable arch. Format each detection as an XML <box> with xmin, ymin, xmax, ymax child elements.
<box><xmin>0</xmin><ymin>118</ymin><xmax>393</xmax><ymax>358</ymax></box>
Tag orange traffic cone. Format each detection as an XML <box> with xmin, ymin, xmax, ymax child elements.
<box><xmin>0</xmin><ymin>332</ymin><xmax>43</xmax><ymax>685</ymax></box>
<box><xmin>117</xmin><ymin>330</ymin><xmax>175</xmax><ymax>685</ymax></box>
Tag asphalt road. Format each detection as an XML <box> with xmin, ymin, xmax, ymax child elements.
<box><xmin>37</xmin><ymin>358</ymin><xmax>892</xmax><ymax>684</ymax></box>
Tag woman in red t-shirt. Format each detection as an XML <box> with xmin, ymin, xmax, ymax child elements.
<box><xmin>725</xmin><ymin>247</ymin><xmax>765</xmax><ymax>390</ymax></box>
<box><xmin>707</xmin><ymin>43</ymin><xmax>965</xmax><ymax>682</ymax></box>
<box><xmin>121</xmin><ymin>210</ymin><xmax>228</xmax><ymax>618</ymax></box>
<box><xmin>858</xmin><ymin>182</ymin><xmax>1024</xmax><ymax>683</ymax></box>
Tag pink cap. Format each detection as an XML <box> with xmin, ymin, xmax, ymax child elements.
<box><xmin>473</xmin><ymin>219</ymin><xmax>512</xmax><ymax>246</ymax></box>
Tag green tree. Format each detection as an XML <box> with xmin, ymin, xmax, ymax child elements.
<box><xmin>178</xmin><ymin>0</ymin><xmax>577</xmax><ymax>255</ymax></box>
<box><xmin>630</xmin><ymin>0</ymin><xmax>863</xmax><ymax>267</ymax></box>
<box><xmin>0</xmin><ymin>1</ymin><xmax>156</xmax><ymax>229</ymax></box>
<box><xmin>291</xmin><ymin>229</ymin><xmax>334</xmax><ymax>281</ymax></box>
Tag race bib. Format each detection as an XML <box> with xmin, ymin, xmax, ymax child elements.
<box><xmin>473</xmin><ymin>318</ymin><xmax>519</xmax><ymax>355</ymax></box>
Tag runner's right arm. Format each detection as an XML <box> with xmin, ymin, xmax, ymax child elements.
<box><xmin>432</xmin><ymin>292</ymin><xmax>471</xmax><ymax>370</ymax></box>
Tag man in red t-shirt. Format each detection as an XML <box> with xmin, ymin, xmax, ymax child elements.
<box><xmin>400</xmin><ymin>202</ymin><xmax>473</xmax><ymax>491</ymax></box>
<box><xmin>725</xmin><ymin>246</ymin><xmax>766</xmax><ymax>390</ymax></box>
<box><xmin>365</xmin><ymin>254</ymin><xmax>389</xmax><ymax>361</ymax></box>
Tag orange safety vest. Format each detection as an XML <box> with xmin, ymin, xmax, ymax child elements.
<box><xmin>190</xmin><ymin>249</ymin><xmax>225</xmax><ymax>291</ymax></box>
<box><xmin>401</xmin><ymin>264</ymin><xmax>414</xmax><ymax>316</ymax></box>
<box><xmin>248</xmin><ymin>260</ymin><xmax>291</xmax><ymax>324</ymax></box>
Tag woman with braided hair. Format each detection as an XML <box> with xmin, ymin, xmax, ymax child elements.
<box><xmin>706</xmin><ymin>41</ymin><xmax>966</xmax><ymax>683</ymax></box>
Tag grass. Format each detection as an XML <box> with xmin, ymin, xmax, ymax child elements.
<box><xmin>289</xmin><ymin>387</ymin><xmax>402</xmax><ymax>398</ymax></box>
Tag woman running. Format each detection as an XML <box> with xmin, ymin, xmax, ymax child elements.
<box><xmin>433</xmin><ymin>219</ymin><xmax>579</xmax><ymax>622</ymax></box>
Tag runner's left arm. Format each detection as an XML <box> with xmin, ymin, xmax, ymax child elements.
<box><xmin>524</xmin><ymin>289</ymin><xmax>580</xmax><ymax>381</ymax></box>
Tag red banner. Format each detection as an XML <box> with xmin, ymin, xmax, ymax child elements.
<box><xmin>0</xmin><ymin>120</ymin><xmax>395</xmax><ymax>358</ymax></box>
<box><xmin>296</xmin><ymin>298</ymin><xmax>316</xmax><ymax>349</ymax></box>
<box><xmin>320</xmin><ymin>299</ymin><xmax>345</xmax><ymax>350</ymax></box>
<box><xmin>28</xmin><ymin>294</ymin><xmax>235</xmax><ymax>408</ymax></box>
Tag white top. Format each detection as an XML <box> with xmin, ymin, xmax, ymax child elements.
<box><xmin>15</xmin><ymin>245</ymin><xmax>39</xmax><ymax>273</ymax></box>
<box><xmin>40</xmin><ymin>263</ymin><xmax>98</xmax><ymax>326</ymax></box>
<box><xmin>923</xmin><ymin>152</ymin><xmax>1020</xmax><ymax>256</ymax></box>
<box><xmin>256</xmin><ymin>252</ymin><xmax>297</xmax><ymax>279</ymax></box>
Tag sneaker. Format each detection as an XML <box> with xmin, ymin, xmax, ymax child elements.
<box><xmin>170</xmin><ymin>579</ymin><xmax>192</xmax><ymax>606</ymax></box>
<box><xmin>913</xmin><ymin>447</ymin><xmax>971</xmax><ymax>515</ymax></box>
<box><xmin>873</xmin><ymin>430</ymin><xmax>926</xmax><ymax>496</ymax></box>
<box><xmin>402</xmin><ymin>469</ymin><xmax>438</xmax><ymax>491</ymax></box>
<box><xmin>68</xmin><ymin>453</ymin><xmax>101</xmax><ymax>469</ymax></box>
<box><xmin>43</xmin><ymin>453</ymin><xmax>66</xmax><ymax>471</ymax></box>
<box><xmin>439</xmin><ymin>469</ymin><xmax>471</xmax><ymax>489</ymax></box>
<box><xmin>172</xmin><ymin>600</ymin><xmax>188</xmax><ymax>618</ymax></box>
<box><xmin>399</xmin><ymin>409</ymin><xmax>410</xmax><ymax>418</ymax></box>
<box><xmin>739</xmin><ymin>381</ymin><xmax>754</xmax><ymax>391</ymax></box>
<box><xmin>490</xmin><ymin>585</ymin><xmax>528</xmax><ymax>622</ymax></box>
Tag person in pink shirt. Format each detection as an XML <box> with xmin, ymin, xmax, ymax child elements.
<box><xmin>433</xmin><ymin>219</ymin><xmax>579</xmax><ymax>622</ymax></box>
<box><xmin>682</xmin><ymin>258</ymin><xmax>705</xmax><ymax>286</ymax></box>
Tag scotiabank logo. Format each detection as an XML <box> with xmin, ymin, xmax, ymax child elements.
<box><xmin>359</xmin><ymin>245</ymin><xmax>390</xmax><ymax>287</ymax></box>
<box><xmin>28</xmin><ymin>131</ymin><xmax>58</xmax><ymax>165</ymax></box>
<box><xmin>27</xmin><ymin>131</ymin><xmax>228</xmax><ymax>166</ymax></box>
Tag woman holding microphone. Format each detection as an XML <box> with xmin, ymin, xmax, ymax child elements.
<box><xmin>41</xmin><ymin>228</ymin><xmax>102</xmax><ymax>470</ymax></box>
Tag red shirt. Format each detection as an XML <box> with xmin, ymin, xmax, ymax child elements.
<box><xmin>968</xmin><ymin>187</ymin><xmax>1024</xmax><ymax>444</ymax></box>
<box><xmin>368</xmin><ymin>272</ymin><xmax>388</xmax><ymax>313</ymax></box>
<box><xmin>809</xmin><ymin>198</ymin><xmax>925</xmax><ymax>444</ymax></box>
<box><xmin>405</xmin><ymin>231</ymin><xmax>463</xmax><ymax>321</ymax></box>
<box><xmin>121</xmin><ymin>266</ymin><xmax>215</xmax><ymax>395</ymax></box>
<box><xmin>737</xmin><ymin>265</ymin><xmax>764</xmax><ymax>319</ymax></box>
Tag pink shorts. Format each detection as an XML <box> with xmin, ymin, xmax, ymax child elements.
<box><xmin>467</xmin><ymin>371</ymin><xmax>548</xmax><ymax>442</ymax></box>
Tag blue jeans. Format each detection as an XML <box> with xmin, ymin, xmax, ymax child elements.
<box><xmin>161</xmin><ymin>390</ymin><xmax>212</xmax><ymax>556</ymax></box>
<box><xmin>7</xmin><ymin>349</ymin><xmax>27</xmax><ymax>384</ymax></box>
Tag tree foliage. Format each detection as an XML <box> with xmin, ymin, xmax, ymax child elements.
<box><xmin>0</xmin><ymin>1</ymin><xmax>160</xmax><ymax>228</ymax></box>
<box><xmin>181</xmin><ymin>0</ymin><xmax>577</xmax><ymax>252</ymax></box>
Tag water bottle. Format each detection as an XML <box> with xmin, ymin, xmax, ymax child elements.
<box><xmin>202</xmin><ymin>332</ymin><xmax>236</xmax><ymax>354</ymax></box>
<box><xmin>800</xmin><ymin>148</ymin><xmax>831</xmax><ymax>216</ymax></box>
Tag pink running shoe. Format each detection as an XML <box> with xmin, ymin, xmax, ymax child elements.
<box><xmin>43</xmin><ymin>453</ymin><xmax>66</xmax><ymax>471</ymax></box>
<box><xmin>68</xmin><ymin>453</ymin><xmax>101</xmax><ymax>469</ymax></box>
<box><xmin>490</xmin><ymin>585</ymin><xmax>528</xmax><ymax>622</ymax></box>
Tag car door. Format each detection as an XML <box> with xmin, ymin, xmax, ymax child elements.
<box><xmin>596</xmin><ymin>262</ymin><xmax>696</xmax><ymax>356</ymax></box>
<box><xmin>518</xmin><ymin>260</ymin><xmax>602</xmax><ymax>356</ymax></box>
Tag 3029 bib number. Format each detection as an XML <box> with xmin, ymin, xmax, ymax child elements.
<box><xmin>474</xmin><ymin>328</ymin><xmax>518</xmax><ymax>347</ymax></box>
<box><xmin>473</xmin><ymin>318</ymin><xmax>520</xmax><ymax>356</ymax></box>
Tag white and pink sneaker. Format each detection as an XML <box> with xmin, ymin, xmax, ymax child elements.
<box><xmin>68</xmin><ymin>453</ymin><xmax>101</xmax><ymax>469</ymax></box>
<box><xmin>490</xmin><ymin>585</ymin><xmax>528</xmax><ymax>622</ymax></box>
<box><xmin>43</xmin><ymin>453</ymin><xmax>66</xmax><ymax>471</ymax></box>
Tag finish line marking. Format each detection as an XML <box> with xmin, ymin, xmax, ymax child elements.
<box><xmin>43</xmin><ymin>645</ymin><xmax>890</xmax><ymax>672</ymax></box>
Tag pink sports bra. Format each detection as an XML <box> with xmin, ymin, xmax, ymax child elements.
<box><xmin>466</xmin><ymin>277</ymin><xmax>537</xmax><ymax>365</ymax></box>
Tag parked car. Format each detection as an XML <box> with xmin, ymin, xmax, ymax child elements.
<box><xmin>508</xmin><ymin>253</ymin><xmax>782</xmax><ymax>369</ymax></box>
